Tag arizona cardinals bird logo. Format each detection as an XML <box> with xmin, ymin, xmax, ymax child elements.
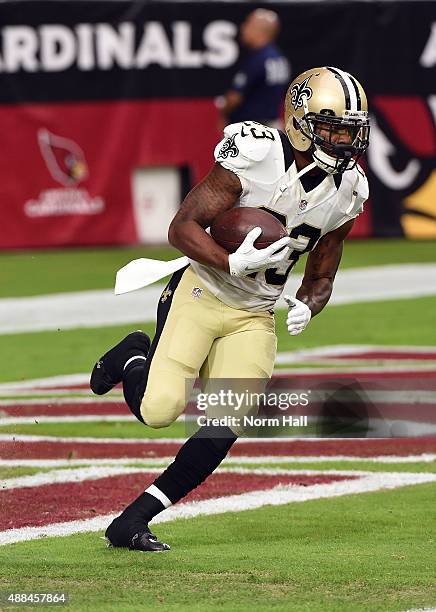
<box><xmin>290</xmin><ymin>76</ymin><xmax>313</xmax><ymax>110</ymax></box>
<box><xmin>38</xmin><ymin>129</ymin><xmax>89</xmax><ymax>187</ymax></box>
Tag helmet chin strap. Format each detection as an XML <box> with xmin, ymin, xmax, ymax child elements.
<box><xmin>271</xmin><ymin>161</ymin><xmax>317</xmax><ymax>208</ymax></box>
<box><xmin>313</xmin><ymin>146</ymin><xmax>352</xmax><ymax>174</ymax></box>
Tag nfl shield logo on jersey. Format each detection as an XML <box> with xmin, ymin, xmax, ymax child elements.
<box><xmin>299</xmin><ymin>200</ymin><xmax>308</xmax><ymax>211</ymax></box>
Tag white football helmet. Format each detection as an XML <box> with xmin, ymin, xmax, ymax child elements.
<box><xmin>285</xmin><ymin>66</ymin><xmax>370</xmax><ymax>174</ymax></box>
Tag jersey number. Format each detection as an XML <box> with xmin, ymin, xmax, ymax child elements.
<box><xmin>240</xmin><ymin>121</ymin><xmax>275</xmax><ymax>141</ymax></box>
<box><xmin>253</xmin><ymin>208</ymin><xmax>322</xmax><ymax>286</ymax></box>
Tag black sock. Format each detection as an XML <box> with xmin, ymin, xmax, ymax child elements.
<box><xmin>117</xmin><ymin>492</ymin><xmax>166</xmax><ymax>525</ymax></box>
<box><xmin>122</xmin><ymin>360</ymin><xmax>148</xmax><ymax>421</ymax></box>
<box><xmin>107</xmin><ymin>491</ymin><xmax>166</xmax><ymax>545</ymax></box>
<box><xmin>153</xmin><ymin>425</ymin><xmax>237</xmax><ymax>503</ymax></box>
<box><xmin>118</xmin><ymin>425</ymin><xmax>237</xmax><ymax>524</ymax></box>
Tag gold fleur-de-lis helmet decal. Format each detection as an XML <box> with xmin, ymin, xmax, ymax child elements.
<box><xmin>290</xmin><ymin>76</ymin><xmax>313</xmax><ymax>110</ymax></box>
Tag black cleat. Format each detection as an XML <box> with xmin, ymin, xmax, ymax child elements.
<box><xmin>105</xmin><ymin>517</ymin><xmax>170</xmax><ymax>552</ymax></box>
<box><xmin>129</xmin><ymin>530</ymin><xmax>171</xmax><ymax>552</ymax></box>
<box><xmin>90</xmin><ymin>331</ymin><xmax>150</xmax><ymax>395</ymax></box>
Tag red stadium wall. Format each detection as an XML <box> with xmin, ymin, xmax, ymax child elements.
<box><xmin>0</xmin><ymin>0</ymin><xmax>434</xmax><ymax>248</ymax></box>
<box><xmin>1</xmin><ymin>99</ymin><xmax>219</xmax><ymax>248</ymax></box>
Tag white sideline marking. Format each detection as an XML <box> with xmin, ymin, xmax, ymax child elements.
<box><xmin>0</xmin><ymin>471</ymin><xmax>434</xmax><ymax>546</ymax></box>
<box><xmin>0</xmin><ymin>286</ymin><xmax>164</xmax><ymax>335</ymax></box>
<box><xmin>0</xmin><ymin>466</ymin><xmax>367</xmax><ymax>491</ymax></box>
<box><xmin>1</xmin><ymin>264</ymin><xmax>436</xmax><ymax>334</ymax></box>
<box><xmin>0</xmin><ymin>454</ymin><xmax>435</xmax><ymax>468</ymax></box>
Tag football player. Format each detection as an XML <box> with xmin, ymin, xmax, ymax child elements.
<box><xmin>90</xmin><ymin>66</ymin><xmax>370</xmax><ymax>551</ymax></box>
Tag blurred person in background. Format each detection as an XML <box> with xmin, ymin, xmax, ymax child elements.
<box><xmin>216</xmin><ymin>8</ymin><xmax>291</xmax><ymax>130</ymax></box>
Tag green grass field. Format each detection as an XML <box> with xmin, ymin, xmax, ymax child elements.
<box><xmin>1</xmin><ymin>239</ymin><xmax>435</xmax><ymax>297</ymax></box>
<box><xmin>1</xmin><ymin>294</ymin><xmax>435</xmax><ymax>382</ymax></box>
<box><xmin>1</xmin><ymin>239</ymin><xmax>435</xmax><ymax>382</ymax></box>
<box><xmin>1</xmin><ymin>485</ymin><xmax>435</xmax><ymax>612</ymax></box>
<box><xmin>1</xmin><ymin>239</ymin><xmax>435</xmax><ymax>612</ymax></box>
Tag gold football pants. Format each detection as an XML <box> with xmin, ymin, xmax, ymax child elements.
<box><xmin>140</xmin><ymin>265</ymin><xmax>277</xmax><ymax>433</ymax></box>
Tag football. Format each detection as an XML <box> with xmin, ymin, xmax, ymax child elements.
<box><xmin>210</xmin><ymin>207</ymin><xmax>288</xmax><ymax>253</ymax></box>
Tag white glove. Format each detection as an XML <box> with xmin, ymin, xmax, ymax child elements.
<box><xmin>228</xmin><ymin>227</ymin><xmax>290</xmax><ymax>278</ymax></box>
<box><xmin>284</xmin><ymin>295</ymin><xmax>311</xmax><ymax>336</ymax></box>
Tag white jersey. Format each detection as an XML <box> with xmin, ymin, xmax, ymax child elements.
<box><xmin>190</xmin><ymin>121</ymin><xmax>369</xmax><ymax>312</ymax></box>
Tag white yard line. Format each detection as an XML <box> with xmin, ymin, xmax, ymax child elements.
<box><xmin>1</xmin><ymin>264</ymin><xmax>436</xmax><ymax>334</ymax></box>
<box><xmin>0</xmin><ymin>454</ymin><xmax>434</xmax><ymax>468</ymax></box>
<box><xmin>0</xmin><ymin>471</ymin><xmax>434</xmax><ymax>546</ymax></box>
